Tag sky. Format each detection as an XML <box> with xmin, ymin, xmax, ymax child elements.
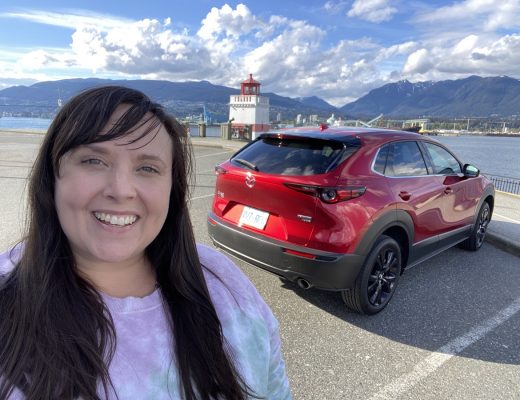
<box><xmin>0</xmin><ymin>0</ymin><xmax>519</xmax><ymax>107</ymax></box>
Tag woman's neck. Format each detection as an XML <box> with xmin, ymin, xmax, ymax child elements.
<box><xmin>75</xmin><ymin>255</ymin><xmax>157</xmax><ymax>298</ymax></box>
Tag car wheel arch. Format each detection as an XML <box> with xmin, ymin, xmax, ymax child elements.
<box><xmin>472</xmin><ymin>188</ymin><xmax>495</xmax><ymax>226</ymax></box>
<box><xmin>381</xmin><ymin>225</ymin><xmax>410</xmax><ymax>270</ymax></box>
<box><xmin>354</xmin><ymin>209</ymin><xmax>413</xmax><ymax>267</ymax></box>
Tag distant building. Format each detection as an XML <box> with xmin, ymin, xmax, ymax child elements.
<box><xmin>229</xmin><ymin>74</ymin><xmax>270</xmax><ymax>140</ymax></box>
<box><xmin>296</xmin><ymin>114</ymin><xmax>303</xmax><ymax>125</ymax></box>
<box><xmin>326</xmin><ymin>113</ymin><xmax>336</xmax><ymax>125</ymax></box>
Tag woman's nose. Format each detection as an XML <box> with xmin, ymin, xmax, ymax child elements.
<box><xmin>103</xmin><ymin>168</ymin><xmax>137</xmax><ymax>200</ymax></box>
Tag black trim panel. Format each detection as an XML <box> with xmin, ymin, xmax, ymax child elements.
<box><xmin>208</xmin><ymin>212</ymin><xmax>365</xmax><ymax>291</ymax></box>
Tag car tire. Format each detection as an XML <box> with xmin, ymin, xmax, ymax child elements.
<box><xmin>341</xmin><ymin>235</ymin><xmax>402</xmax><ymax>315</ymax></box>
<box><xmin>459</xmin><ymin>202</ymin><xmax>491</xmax><ymax>251</ymax></box>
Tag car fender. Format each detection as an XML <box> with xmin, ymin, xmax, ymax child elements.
<box><xmin>472</xmin><ymin>185</ymin><xmax>495</xmax><ymax>225</ymax></box>
<box><xmin>354</xmin><ymin>208</ymin><xmax>414</xmax><ymax>256</ymax></box>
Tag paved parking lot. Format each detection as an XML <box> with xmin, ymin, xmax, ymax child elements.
<box><xmin>1</xmin><ymin>133</ymin><xmax>519</xmax><ymax>399</ymax></box>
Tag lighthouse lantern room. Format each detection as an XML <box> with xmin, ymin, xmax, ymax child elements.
<box><xmin>229</xmin><ymin>74</ymin><xmax>270</xmax><ymax>140</ymax></box>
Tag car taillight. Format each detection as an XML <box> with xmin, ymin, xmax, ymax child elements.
<box><xmin>283</xmin><ymin>248</ymin><xmax>317</xmax><ymax>259</ymax></box>
<box><xmin>284</xmin><ymin>183</ymin><xmax>366</xmax><ymax>203</ymax></box>
<box><xmin>215</xmin><ymin>165</ymin><xmax>227</xmax><ymax>175</ymax></box>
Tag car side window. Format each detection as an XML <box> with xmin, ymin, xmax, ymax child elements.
<box><xmin>423</xmin><ymin>142</ymin><xmax>461</xmax><ymax>175</ymax></box>
<box><xmin>386</xmin><ymin>141</ymin><xmax>428</xmax><ymax>177</ymax></box>
<box><xmin>373</xmin><ymin>145</ymin><xmax>389</xmax><ymax>174</ymax></box>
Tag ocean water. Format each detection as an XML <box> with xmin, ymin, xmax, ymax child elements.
<box><xmin>433</xmin><ymin>135</ymin><xmax>520</xmax><ymax>178</ymax></box>
<box><xmin>0</xmin><ymin>117</ymin><xmax>222</xmax><ymax>137</ymax></box>
<box><xmin>0</xmin><ymin>117</ymin><xmax>53</xmax><ymax>131</ymax></box>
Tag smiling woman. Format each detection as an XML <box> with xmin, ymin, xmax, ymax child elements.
<box><xmin>54</xmin><ymin>106</ymin><xmax>173</xmax><ymax>297</ymax></box>
<box><xmin>0</xmin><ymin>86</ymin><xmax>292</xmax><ymax>399</ymax></box>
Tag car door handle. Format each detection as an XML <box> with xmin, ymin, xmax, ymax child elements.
<box><xmin>399</xmin><ymin>191</ymin><xmax>411</xmax><ymax>201</ymax></box>
<box><xmin>444</xmin><ymin>187</ymin><xmax>453</xmax><ymax>194</ymax></box>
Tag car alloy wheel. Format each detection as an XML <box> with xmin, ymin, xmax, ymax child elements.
<box><xmin>475</xmin><ymin>203</ymin><xmax>490</xmax><ymax>248</ymax></box>
<box><xmin>367</xmin><ymin>246</ymin><xmax>400</xmax><ymax>307</ymax></box>
<box><xmin>460</xmin><ymin>202</ymin><xmax>491</xmax><ymax>251</ymax></box>
<box><xmin>342</xmin><ymin>235</ymin><xmax>402</xmax><ymax>315</ymax></box>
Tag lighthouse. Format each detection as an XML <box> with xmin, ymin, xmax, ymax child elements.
<box><xmin>229</xmin><ymin>74</ymin><xmax>270</xmax><ymax>140</ymax></box>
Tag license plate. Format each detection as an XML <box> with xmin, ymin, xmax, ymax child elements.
<box><xmin>239</xmin><ymin>206</ymin><xmax>269</xmax><ymax>230</ymax></box>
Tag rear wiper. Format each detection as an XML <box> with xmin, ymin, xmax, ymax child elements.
<box><xmin>233</xmin><ymin>158</ymin><xmax>259</xmax><ymax>171</ymax></box>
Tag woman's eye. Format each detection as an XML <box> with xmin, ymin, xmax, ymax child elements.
<box><xmin>140</xmin><ymin>166</ymin><xmax>159</xmax><ymax>174</ymax></box>
<box><xmin>81</xmin><ymin>158</ymin><xmax>104</xmax><ymax>166</ymax></box>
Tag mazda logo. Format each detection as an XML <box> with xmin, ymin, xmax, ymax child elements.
<box><xmin>245</xmin><ymin>172</ymin><xmax>255</xmax><ymax>188</ymax></box>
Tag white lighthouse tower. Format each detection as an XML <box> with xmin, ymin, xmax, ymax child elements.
<box><xmin>229</xmin><ymin>74</ymin><xmax>270</xmax><ymax>140</ymax></box>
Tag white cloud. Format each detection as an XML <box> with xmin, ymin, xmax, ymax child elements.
<box><xmin>347</xmin><ymin>0</ymin><xmax>398</xmax><ymax>23</ymax></box>
<box><xmin>70</xmin><ymin>18</ymin><xmax>217</xmax><ymax>78</ymax></box>
<box><xmin>1</xmin><ymin>2</ymin><xmax>520</xmax><ymax>106</ymax></box>
<box><xmin>323</xmin><ymin>1</ymin><xmax>349</xmax><ymax>14</ymax></box>
<box><xmin>18</xmin><ymin>49</ymin><xmax>60</xmax><ymax>69</ymax></box>
<box><xmin>453</xmin><ymin>35</ymin><xmax>479</xmax><ymax>55</ymax></box>
<box><xmin>0</xmin><ymin>9</ymin><xmax>131</xmax><ymax>31</ymax></box>
<box><xmin>399</xmin><ymin>33</ymin><xmax>520</xmax><ymax>82</ymax></box>
<box><xmin>402</xmin><ymin>49</ymin><xmax>433</xmax><ymax>75</ymax></box>
<box><xmin>415</xmin><ymin>0</ymin><xmax>520</xmax><ymax>32</ymax></box>
<box><xmin>197</xmin><ymin>3</ymin><xmax>260</xmax><ymax>40</ymax></box>
<box><xmin>243</xmin><ymin>20</ymin><xmax>324</xmax><ymax>81</ymax></box>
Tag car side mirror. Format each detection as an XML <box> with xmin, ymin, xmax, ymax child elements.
<box><xmin>463</xmin><ymin>164</ymin><xmax>480</xmax><ymax>177</ymax></box>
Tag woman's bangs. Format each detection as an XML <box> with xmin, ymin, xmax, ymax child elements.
<box><xmin>92</xmin><ymin>103</ymin><xmax>161</xmax><ymax>147</ymax></box>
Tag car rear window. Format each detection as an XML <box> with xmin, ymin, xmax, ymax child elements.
<box><xmin>231</xmin><ymin>137</ymin><xmax>355</xmax><ymax>175</ymax></box>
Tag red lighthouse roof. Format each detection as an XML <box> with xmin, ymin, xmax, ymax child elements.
<box><xmin>242</xmin><ymin>73</ymin><xmax>259</xmax><ymax>84</ymax></box>
<box><xmin>240</xmin><ymin>73</ymin><xmax>260</xmax><ymax>95</ymax></box>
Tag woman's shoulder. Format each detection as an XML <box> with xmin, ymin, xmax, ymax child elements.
<box><xmin>0</xmin><ymin>243</ymin><xmax>22</xmax><ymax>276</ymax></box>
<box><xmin>197</xmin><ymin>243</ymin><xmax>250</xmax><ymax>286</ymax></box>
<box><xmin>196</xmin><ymin>243</ymin><xmax>277</xmax><ymax>327</ymax></box>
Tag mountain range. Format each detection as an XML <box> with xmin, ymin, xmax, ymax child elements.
<box><xmin>0</xmin><ymin>75</ymin><xmax>518</xmax><ymax>121</ymax></box>
<box><xmin>340</xmin><ymin>75</ymin><xmax>520</xmax><ymax>118</ymax></box>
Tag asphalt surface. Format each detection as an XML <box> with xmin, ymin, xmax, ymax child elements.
<box><xmin>1</xmin><ymin>131</ymin><xmax>519</xmax><ymax>399</ymax></box>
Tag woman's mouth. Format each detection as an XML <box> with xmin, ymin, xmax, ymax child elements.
<box><xmin>93</xmin><ymin>212</ymin><xmax>138</xmax><ymax>227</ymax></box>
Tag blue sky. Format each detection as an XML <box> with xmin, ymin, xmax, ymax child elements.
<box><xmin>1</xmin><ymin>0</ymin><xmax>519</xmax><ymax>106</ymax></box>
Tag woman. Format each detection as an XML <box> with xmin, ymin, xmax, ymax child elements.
<box><xmin>0</xmin><ymin>86</ymin><xmax>292</xmax><ymax>399</ymax></box>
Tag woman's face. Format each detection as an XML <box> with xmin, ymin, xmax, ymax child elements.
<box><xmin>54</xmin><ymin>105</ymin><xmax>173</xmax><ymax>268</ymax></box>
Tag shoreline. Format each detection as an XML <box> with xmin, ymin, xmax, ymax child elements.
<box><xmin>2</xmin><ymin>127</ymin><xmax>520</xmax><ymax>138</ymax></box>
<box><xmin>0</xmin><ymin>128</ymin><xmax>46</xmax><ymax>135</ymax></box>
<box><xmin>427</xmin><ymin>131</ymin><xmax>520</xmax><ymax>137</ymax></box>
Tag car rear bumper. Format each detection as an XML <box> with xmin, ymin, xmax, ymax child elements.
<box><xmin>207</xmin><ymin>212</ymin><xmax>365</xmax><ymax>291</ymax></box>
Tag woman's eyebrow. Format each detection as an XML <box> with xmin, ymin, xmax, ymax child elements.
<box><xmin>77</xmin><ymin>144</ymin><xmax>110</xmax><ymax>155</ymax></box>
<box><xmin>135</xmin><ymin>154</ymin><xmax>168</xmax><ymax>167</ymax></box>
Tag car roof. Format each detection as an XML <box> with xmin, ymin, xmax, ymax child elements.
<box><xmin>262</xmin><ymin>126</ymin><xmax>426</xmax><ymax>146</ymax></box>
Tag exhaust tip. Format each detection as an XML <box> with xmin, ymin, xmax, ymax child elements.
<box><xmin>296</xmin><ymin>278</ymin><xmax>312</xmax><ymax>290</ymax></box>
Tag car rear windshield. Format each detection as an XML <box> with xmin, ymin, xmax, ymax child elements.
<box><xmin>230</xmin><ymin>136</ymin><xmax>357</xmax><ymax>176</ymax></box>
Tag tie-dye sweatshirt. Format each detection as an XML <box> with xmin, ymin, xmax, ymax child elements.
<box><xmin>0</xmin><ymin>243</ymin><xmax>292</xmax><ymax>399</ymax></box>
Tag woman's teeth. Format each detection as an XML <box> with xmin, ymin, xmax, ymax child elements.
<box><xmin>94</xmin><ymin>212</ymin><xmax>137</xmax><ymax>226</ymax></box>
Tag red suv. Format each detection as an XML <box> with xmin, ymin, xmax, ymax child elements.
<box><xmin>207</xmin><ymin>127</ymin><xmax>495</xmax><ymax>314</ymax></box>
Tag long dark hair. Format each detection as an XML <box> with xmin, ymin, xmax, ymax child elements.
<box><xmin>0</xmin><ymin>86</ymin><xmax>251</xmax><ymax>399</ymax></box>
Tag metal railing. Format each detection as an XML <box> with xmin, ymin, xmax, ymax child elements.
<box><xmin>483</xmin><ymin>173</ymin><xmax>520</xmax><ymax>195</ymax></box>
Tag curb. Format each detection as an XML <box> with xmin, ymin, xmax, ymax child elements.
<box><xmin>486</xmin><ymin>231</ymin><xmax>520</xmax><ymax>258</ymax></box>
<box><xmin>496</xmin><ymin>190</ymin><xmax>520</xmax><ymax>199</ymax></box>
<box><xmin>190</xmin><ymin>138</ymin><xmax>248</xmax><ymax>152</ymax></box>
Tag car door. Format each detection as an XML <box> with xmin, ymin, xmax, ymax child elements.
<box><xmin>383</xmin><ymin>140</ymin><xmax>445</xmax><ymax>260</ymax></box>
<box><xmin>420</xmin><ymin>141</ymin><xmax>478</xmax><ymax>246</ymax></box>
